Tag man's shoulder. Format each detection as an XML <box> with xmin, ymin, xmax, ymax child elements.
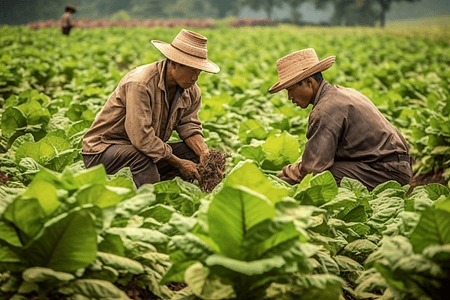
<box><xmin>119</xmin><ymin>62</ymin><xmax>160</xmax><ymax>87</ymax></box>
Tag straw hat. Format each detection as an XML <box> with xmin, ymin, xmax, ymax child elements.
<box><xmin>65</xmin><ymin>5</ymin><xmax>76</xmax><ymax>12</ymax></box>
<box><xmin>269</xmin><ymin>48</ymin><xmax>335</xmax><ymax>93</ymax></box>
<box><xmin>152</xmin><ymin>29</ymin><xmax>219</xmax><ymax>74</ymax></box>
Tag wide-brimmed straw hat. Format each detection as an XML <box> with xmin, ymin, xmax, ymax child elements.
<box><xmin>65</xmin><ymin>5</ymin><xmax>76</xmax><ymax>12</ymax></box>
<box><xmin>151</xmin><ymin>29</ymin><xmax>220</xmax><ymax>74</ymax></box>
<box><xmin>269</xmin><ymin>48</ymin><xmax>335</xmax><ymax>93</ymax></box>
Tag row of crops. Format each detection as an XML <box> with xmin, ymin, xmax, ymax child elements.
<box><xmin>0</xmin><ymin>25</ymin><xmax>450</xmax><ymax>299</ymax></box>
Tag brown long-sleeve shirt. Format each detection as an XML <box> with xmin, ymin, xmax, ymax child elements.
<box><xmin>82</xmin><ymin>60</ymin><xmax>203</xmax><ymax>163</ymax></box>
<box><xmin>282</xmin><ymin>80</ymin><xmax>410</xmax><ymax>182</ymax></box>
<box><xmin>61</xmin><ymin>12</ymin><xmax>73</xmax><ymax>28</ymax></box>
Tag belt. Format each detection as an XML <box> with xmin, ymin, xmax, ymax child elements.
<box><xmin>335</xmin><ymin>153</ymin><xmax>411</xmax><ymax>164</ymax></box>
<box><xmin>378</xmin><ymin>153</ymin><xmax>411</xmax><ymax>163</ymax></box>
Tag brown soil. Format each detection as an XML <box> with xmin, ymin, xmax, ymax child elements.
<box><xmin>197</xmin><ymin>150</ymin><xmax>226</xmax><ymax>192</ymax></box>
<box><xmin>0</xmin><ymin>171</ymin><xmax>8</xmax><ymax>184</ymax></box>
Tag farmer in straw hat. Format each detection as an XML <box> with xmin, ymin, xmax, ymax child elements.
<box><xmin>61</xmin><ymin>5</ymin><xmax>76</xmax><ymax>35</ymax></box>
<box><xmin>82</xmin><ymin>29</ymin><xmax>219</xmax><ymax>188</ymax></box>
<box><xmin>270</xmin><ymin>48</ymin><xmax>412</xmax><ymax>190</ymax></box>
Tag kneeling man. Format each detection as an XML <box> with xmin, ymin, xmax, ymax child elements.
<box><xmin>270</xmin><ymin>48</ymin><xmax>412</xmax><ymax>190</ymax></box>
<box><xmin>82</xmin><ymin>29</ymin><xmax>220</xmax><ymax>188</ymax></box>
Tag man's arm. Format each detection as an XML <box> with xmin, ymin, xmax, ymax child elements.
<box><xmin>184</xmin><ymin>134</ymin><xmax>208</xmax><ymax>162</ymax></box>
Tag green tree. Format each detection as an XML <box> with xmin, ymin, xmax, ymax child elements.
<box><xmin>284</xmin><ymin>0</ymin><xmax>308</xmax><ymax>23</ymax></box>
<box><xmin>373</xmin><ymin>0</ymin><xmax>420</xmax><ymax>27</ymax></box>
<box><xmin>241</xmin><ymin>0</ymin><xmax>283</xmax><ymax>19</ymax></box>
<box><xmin>215</xmin><ymin>0</ymin><xmax>241</xmax><ymax>18</ymax></box>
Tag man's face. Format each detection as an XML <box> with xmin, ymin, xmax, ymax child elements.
<box><xmin>287</xmin><ymin>80</ymin><xmax>314</xmax><ymax>109</ymax></box>
<box><xmin>173</xmin><ymin>63</ymin><xmax>202</xmax><ymax>89</ymax></box>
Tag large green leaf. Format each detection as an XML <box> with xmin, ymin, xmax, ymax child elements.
<box><xmin>223</xmin><ymin>161</ymin><xmax>289</xmax><ymax>204</ymax></box>
<box><xmin>3</xmin><ymin>197</ymin><xmax>46</xmax><ymax>238</ymax></box>
<box><xmin>1</xmin><ymin>107</ymin><xmax>27</xmax><ymax>135</ymax></box>
<box><xmin>262</xmin><ymin>132</ymin><xmax>300</xmax><ymax>168</ymax></box>
<box><xmin>205</xmin><ymin>254</ymin><xmax>285</xmax><ymax>276</ymax></box>
<box><xmin>22</xmin><ymin>267</ymin><xmax>75</xmax><ymax>283</ymax></box>
<box><xmin>97</xmin><ymin>252</ymin><xmax>144</xmax><ymax>275</ymax></box>
<box><xmin>184</xmin><ymin>262</ymin><xmax>235</xmax><ymax>300</ymax></box>
<box><xmin>410</xmin><ymin>207</ymin><xmax>450</xmax><ymax>253</ymax></box>
<box><xmin>21</xmin><ymin>179</ymin><xmax>59</xmax><ymax>216</ymax></box>
<box><xmin>208</xmin><ymin>185</ymin><xmax>275</xmax><ymax>259</ymax></box>
<box><xmin>0</xmin><ymin>221</ymin><xmax>22</xmax><ymax>247</ymax></box>
<box><xmin>264</xmin><ymin>274</ymin><xmax>344</xmax><ymax>300</ymax></box>
<box><xmin>71</xmin><ymin>279</ymin><xmax>126</xmax><ymax>299</ymax></box>
<box><xmin>23</xmin><ymin>208</ymin><xmax>97</xmax><ymax>272</ymax></box>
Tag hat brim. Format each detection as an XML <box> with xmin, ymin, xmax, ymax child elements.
<box><xmin>269</xmin><ymin>56</ymin><xmax>335</xmax><ymax>94</ymax></box>
<box><xmin>152</xmin><ymin>40</ymin><xmax>220</xmax><ymax>74</ymax></box>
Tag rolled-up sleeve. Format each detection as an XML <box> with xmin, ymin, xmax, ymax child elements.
<box><xmin>123</xmin><ymin>82</ymin><xmax>172</xmax><ymax>162</ymax></box>
<box><xmin>176</xmin><ymin>94</ymin><xmax>203</xmax><ymax>140</ymax></box>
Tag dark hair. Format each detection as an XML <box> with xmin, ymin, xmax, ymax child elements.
<box><xmin>299</xmin><ymin>72</ymin><xmax>323</xmax><ymax>86</ymax></box>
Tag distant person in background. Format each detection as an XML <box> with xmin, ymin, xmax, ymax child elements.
<box><xmin>270</xmin><ymin>48</ymin><xmax>413</xmax><ymax>190</ymax></box>
<box><xmin>82</xmin><ymin>29</ymin><xmax>220</xmax><ymax>188</ymax></box>
<box><xmin>61</xmin><ymin>5</ymin><xmax>76</xmax><ymax>35</ymax></box>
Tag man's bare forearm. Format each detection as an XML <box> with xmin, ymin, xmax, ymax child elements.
<box><xmin>184</xmin><ymin>134</ymin><xmax>208</xmax><ymax>161</ymax></box>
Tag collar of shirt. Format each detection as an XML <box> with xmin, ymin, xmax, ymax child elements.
<box><xmin>312</xmin><ymin>80</ymin><xmax>330</xmax><ymax>107</ymax></box>
<box><xmin>157</xmin><ymin>59</ymin><xmax>189</xmax><ymax>109</ymax></box>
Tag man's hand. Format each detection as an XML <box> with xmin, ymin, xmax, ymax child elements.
<box><xmin>167</xmin><ymin>154</ymin><xmax>201</xmax><ymax>183</ymax></box>
<box><xmin>178</xmin><ymin>158</ymin><xmax>201</xmax><ymax>182</ymax></box>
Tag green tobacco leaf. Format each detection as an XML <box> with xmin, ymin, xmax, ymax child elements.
<box><xmin>343</xmin><ymin>239</ymin><xmax>378</xmax><ymax>264</ymax></box>
<box><xmin>208</xmin><ymin>185</ymin><xmax>275</xmax><ymax>259</ymax></box>
<box><xmin>265</xmin><ymin>274</ymin><xmax>344</xmax><ymax>300</ymax></box>
<box><xmin>423</xmin><ymin>183</ymin><xmax>450</xmax><ymax>201</ymax></box>
<box><xmin>0</xmin><ymin>221</ymin><xmax>22</xmax><ymax>247</ymax></box>
<box><xmin>242</xmin><ymin>218</ymin><xmax>302</xmax><ymax>260</ymax></box>
<box><xmin>238</xmin><ymin>143</ymin><xmax>265</xmax><ymax>163</ymax></box>
<box><xmin>15</xmin><ymin>141</ymin><xmax>55</xmax><ymax>164</ymax></box>
<box><xmin>22</xmin><ymin>267</ymin><xmax>75</xmax><ymax>283</ymax></box>
<box><xmin>371</xmin><ymin>181</ymin><xmax>402</xmax><ymax>195</ymax></box>
<box><xmin>205</xmin><ymin>254</ymin><xmax>285</xmax><ymax>276</ymax></box>
<box><xmin>71</xmin><ymin>279</ymin><xmax>125</xmax><ymax>299</ymax></box>
<box><xmin>97</xmin><ymin>252</ymin><xmax>144</xmax><ymax>275</ymax></box>
<box><xmin>98</xmin><ymin>233</ymin><xmax>125</xmax><ymax>257</ymax></box>
<box><xmin>21</xmin><ymin>179</ymin><xmax>59</xmax><ymax>216</ymax></box>
<box><xmin>106</xmin><ymin>227</ymin><xmax>169</xmax><ymax>251</ymax></box>
<box><xmin>113</xmin><ymin>185</ymin><xmax>156</xmax><ymax>220</ymax></box>
<box><xmin>139</xmin><ymin>204</ymin><xmax>176</xmax><ymax>223</ymax></box>
<box><xmin>185</xmin><ymin>262</ymin><xmax>235</xmax><ymax>300</ymax></box>
<box><xmin>74</xmin><ymin>184</ymin><xmax>133</xmax><ymax>208</ymax></box>
<box><xmin>333</xmin><ymin>255</ymin><xmax>364</xmax><ymax>273</ymax></box>
<box><xmin>340</xmin><ymin>177</ymin><xmax>369</xmax><ymax>196</ymax></box>
<box><xmin>224</xmin><ymin>161</ymin><xmax>289</xmax><ymax>204</ymax></box>
<box><xmin>410</xmin><ymin>207</ymin><xmax>450</xmax><ymax>253</ymax></box>
<box><xmin>262</xmin><ymin>132</ymin><xmax>300</xmax><ymax>168</ymax></box>
<box><xmin>294</xmin><ymin>171</ymin><xmax>338</xmax><ymax>206</ymax></box>
<box><xmin>1</xmin><ymin>107</ymin><xmax>27</xmax><ymax>135</ymax></box>
<box><xmin>24</xmin><ymin>208</ymin><xmax>97</xmax><ymax>272</ymax></box>
<box><xmin>238</xmin><ymin>119</ymin><xmax>268</xmax><ymax>143</ymax></box>
<box><xmin>423</xmin><ymin>244</ymin><xmax>450</xmax><ymax>267</ymax></box>
<box><xmin>3</xmin><ymin>197</ymin><xmax>46</xmax><ymax>238</ymax></box>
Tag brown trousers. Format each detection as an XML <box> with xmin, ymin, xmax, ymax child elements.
<box><xmin>82</xmin><ymin>142</ymin><xmax>199</xmax><ymax>188</ymax></box>
<box><xmin>280</xmin><ymin>160</ymin><xmax>412</xmax><ymax>191</ymax></box>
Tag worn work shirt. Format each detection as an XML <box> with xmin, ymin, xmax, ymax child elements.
<box><xmin>282</xmin><ymin>80</ymin><xmax>410</xmax><ymax>182</ymax></box>
<box><xmin>61</xmin><ymin>12</ymin><xmax>73</xmax><ymax>27</ymax></box>
<box><xmin>82</xmin><ymin>59</ymin><xmax>203</xmax><ymax>163</ymax></box>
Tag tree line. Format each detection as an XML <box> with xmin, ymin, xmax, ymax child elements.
<box><xmin>1</xmin><ymin>0</ymin><xmax>420</xmax><ymax>27</ymax></box>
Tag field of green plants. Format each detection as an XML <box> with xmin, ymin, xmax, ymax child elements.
<box><xmin>0</xmin><ymin>25</ymin><xmax>450</xmax><ymax>300</ymax></box>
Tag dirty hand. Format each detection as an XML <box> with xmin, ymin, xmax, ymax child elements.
<box><xmin>178</xmin><ymin>159</ymin><xmax>201</xmax><ymax>183</ymax></box>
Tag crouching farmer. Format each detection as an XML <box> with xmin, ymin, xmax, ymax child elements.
<box><xmin>269</xmin><ymin>48</ymin><xmax>413</xmax><ymax>190</ymax></box>
<box><xmin>81</xmin><ymin>29</ymin><xmax>220</xmax><ymax>188</ymax></box>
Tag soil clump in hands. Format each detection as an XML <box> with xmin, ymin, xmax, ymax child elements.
<box><xmin>197</xmin><ymin>150</ymin><xmax>226</xmax><ymax>192</ymax></box>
